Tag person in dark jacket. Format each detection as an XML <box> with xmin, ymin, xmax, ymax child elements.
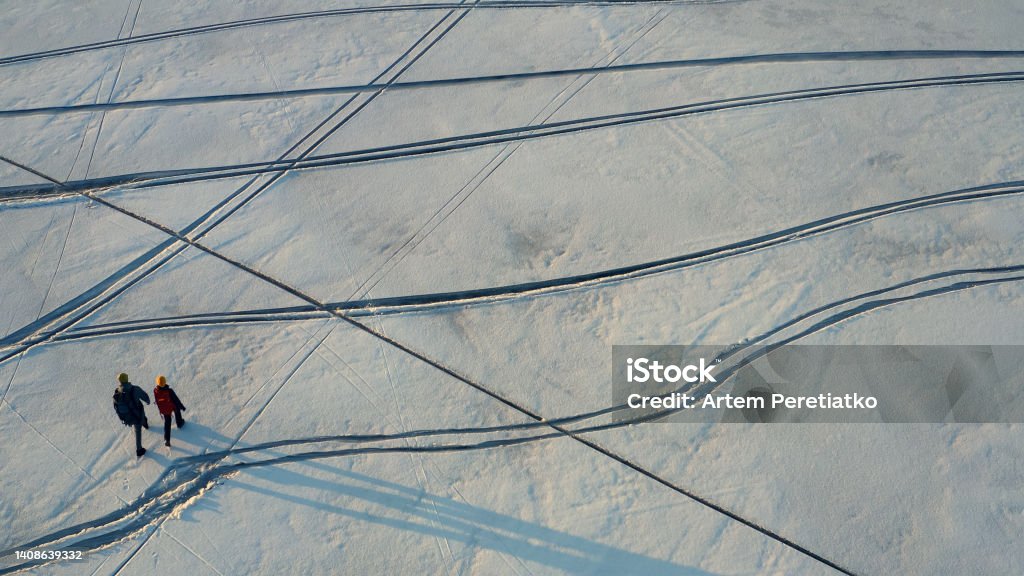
<box><xmin>154</xmin><ymin>375</ymin><xmax>186</xmax><ymax>447</ymax></box>
<box><xmin>113</xmin><ymin>373</ymin><xmax>150</xmax><ymax>458</ymax></box>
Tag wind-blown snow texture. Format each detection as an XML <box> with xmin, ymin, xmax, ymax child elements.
<box><xmin>1</xmin><ymin>1</ymin><xmax>1023</xmax><ymax>574</ymax></box>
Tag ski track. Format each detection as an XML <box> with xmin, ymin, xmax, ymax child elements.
<box><xmin>0</xmin><ymin>1</ymin><xmax>743</xmax><ymax>68</ymax></box>
<box><xmin>4</xmin><ymin>70</ymin><xmax>1023</xmax><ymax>203</ymax></box>
<box><xmin>7</xmin><ymin>50</ymin><xmax>1024</xmax><ymax>118</ymax></box>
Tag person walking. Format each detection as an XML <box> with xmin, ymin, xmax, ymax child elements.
<box><xmin>113</xmin><ymin>373</ymin><xmax>151</xmax><ymax>458</ymax></box>
<box><xmin>153</xmin><ymin>375</ymin><xmax>186</xmax><ymax>448</ymax></box>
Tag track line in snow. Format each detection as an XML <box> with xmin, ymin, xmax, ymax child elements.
<box><xmin>678</xmin><ymin>271</ymin><xmax>1024</xmax><ymax>409</ymax></box>
<box><xmin>226</xmin><ymin>325</ymin><xmax>335</xmax><ymax>452</ymax></box>
<box><xmin>0</xmin><ymin>154</ymin><xmax>62</xmax><ymax>186</ymax></box>
<box><xmin>163</xmin><ymin>529</ymin><xmax>227</xmax><ymax>576</ymax></box>
<box><xmin>0</xmin><ymin>432</ymin><xmax>564</xmax><ymax>574</ymax></box>
<box><xmin>32</xmin><ymin>202</ymin><xmax>77</xmax><ymax>322</ymax></box>
<box><xmin>4</xmin><ymin>70</ymin><xmax>1023</xmax><ymax>202</ymax></box>
<box><xmin>0</xmin><ymin>400</ymin><xmax>130</xmax><ymax>507</ymax></box>
<box><xmin>72</xmin><ymin>0</ymin><xmax>144</xmax><ymax>183</ymax></box>
<box><xmin>6</xmin><ymin>50</ymin><xmax>1024</xmax><ymax>118</ymax></box>
<box><xmin>0</xmin><ymin>1</ymin><xmax>737</xmax><ymax>68</ymax></box>
<box><xmin>29</xmin><ymin>263</ymin><xmax>1024</xmax><ymax>438</ymax></box>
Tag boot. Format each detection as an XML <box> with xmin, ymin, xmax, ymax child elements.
<box><xmin>136</xmin><ymin>447</ymin><xmax>146</xmax><ymax>458</ymax></box>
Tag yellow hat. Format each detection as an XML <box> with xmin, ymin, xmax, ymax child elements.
<box><xmin>156</xmin><ymin>375</ymin><xmax>167</xmax><ymax>387</ymax></box>
<box><xmin>118</xmin><ymin>373</ymin><xmax>129</xmax><ymax>384</ymax></box>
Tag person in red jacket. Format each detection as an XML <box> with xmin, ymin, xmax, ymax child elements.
<box><xmin>154</xmin><ymin>375</ymin><xmax>186</xmax><ymax>447</ymax></box>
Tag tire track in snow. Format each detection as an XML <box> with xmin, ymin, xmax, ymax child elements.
<box><xmin>0</xmin><ymin>0</ymin><xmax>742</xmax><ymax>68</ymax></box>
<box><xmin>7</xmin><ymin>50</ymin><xmax>1024</xmax><ymax>118</ymax></box>
<box><xmin>4</xmin><ymin>69</ymin><xmax>1023</xmax><ymax>202</ymax></box>
<box><xmin>561</xmin><ymin>266</ymin><xmax>1024</xmax><ymax>426</ymax></box>
<box><xmin>107</xmin><ymin>324</ymin><xmax>337</xmax><ymax>576</ymax></box>
<box><xmin>6</xmin><ymin>179</ymin><xmax>1018</xmax><ymax>350</ymax></box>
<box><xmin>323</xmin><ymin>266</ymin><xmax>1024</xmax><ymax>437</ymax></box>
<box><xmin>1</xmin><ymin>11</ymin><xmax>478</xmax><ymax>558</ymax></box>
<box><xmin>685</xmin><ymin>271</ymin><xmax>1024</xmax><ymax>401</ymax></box>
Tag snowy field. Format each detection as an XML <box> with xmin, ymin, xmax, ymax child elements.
<box><xmin>2</xmin><ymin>1</ymin><xmax>1024</xmax><ymax>574</ymax></box>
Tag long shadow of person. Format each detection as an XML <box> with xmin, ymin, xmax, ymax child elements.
<box><xmin>218</xmin><ymin>460</ymin><xmax>716</xmax><ymax>575</ymax></box>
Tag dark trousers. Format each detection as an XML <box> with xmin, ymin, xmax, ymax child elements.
<box><xmin>162</xmin><ymin>409</ymin><xmax>184</xmax><ymax>443</ymax></box>
<box><xmin>132</xmin><ymin>423</ymin><xmax>142</xmax><ymax>451</ymax></box>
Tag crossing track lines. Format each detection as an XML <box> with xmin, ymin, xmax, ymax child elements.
<box><xmin>0</xmin><ymin>2</ymin><xmax>478</xmax><ymax>377</ymax></box>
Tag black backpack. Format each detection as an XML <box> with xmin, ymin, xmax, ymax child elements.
<box><xmin>113</xmin><ymin>388</ymin><xmax>134</xmax><ymax>426</ymax></box>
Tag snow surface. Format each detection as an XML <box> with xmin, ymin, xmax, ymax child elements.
<box><xmin>1</xmin><ymin>0</ymin><xmax>1023</xmax><ymax>574</ymax></box>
